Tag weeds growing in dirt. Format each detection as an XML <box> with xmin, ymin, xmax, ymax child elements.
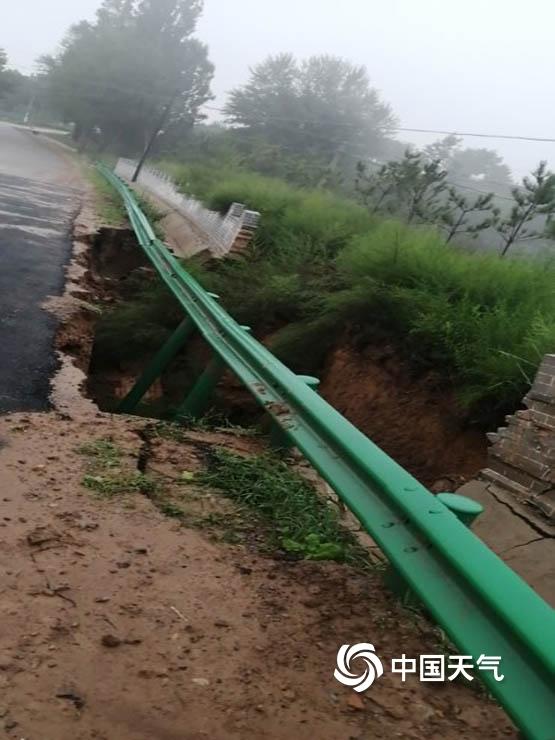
<box><xmin>148</xmin><ymin>418</ymin><xmax>258</xmax><ymax>445</ymax></box>
<box><xmin>77</xmin><ymin>437</ymin><xmax>159</xmax><ymax>499</ymax></box>
<box><xmin>76</xmin><ymin>438</ymin><xmax>122</xmax><ymax>467</ymax></box>
<box><xmin>197</xmin><ymin>449</ymin><xmax>370</xmax><ymax>565</ymax></box>
<box><xmin>82</xmin><ymin>471</ymin><xmax>159</xmax><ymax>498</ymax></box>
<box><xmin>88</xmin><ymin>169</ymin><xmax>128</xmax><ymax>226</ymax></box>
<box><xmin>156</xmin><ymin>500</ymin><xmax>186</xmax><ymax>518</ymax></box>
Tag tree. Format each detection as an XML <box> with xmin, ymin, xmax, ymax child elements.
<box><xmin>225</xmin><ymin>54</ymin><xmax>397</xmax><ymax>179</ymax></box>
<box><xmin>0</xmin><ymin>49</ymin><xmax>24</xmax><ymax>100</ymax></box>
<box><xmin>497</xmin><ymin>161</ymin><xmax>555</xmax><ymax>257</ymax></box>
<box><xmin>42</xmin><ymin>0</ymin><xmax>213</xmax><ymax>153</ymax></box>
<box><xmin>356</xmin><ymin>142</ymin><xmax>513</xmax><ymax>246</ymax></box>
<box><xmin>450</xmin><ymin>147</ymin><xmax>513</xmax><ymax>193</ymax></box>
<box><xmin>441</xmin><ymin>189</ymin><xmax>499</xmax><ymax>243</ymax></box>
<box><xmin>356</xmin><ymin>149</ymin><xmax>449</xmax><ymax>224</ymax></box>
<box><xmin>423</xmin><ymin>135</ymin><xmax>513</xmax><ymax>193</ymax></box>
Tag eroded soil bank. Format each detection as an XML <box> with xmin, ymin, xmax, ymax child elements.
<box><xmin>319</xmin><ymin>345</ymin><xmax>487</xmax><ymax>487</ymax></box>
<box><xmin>63</xmin><ymin>224</ymin><xmax>486</xmax><ymax>490</ymax></box>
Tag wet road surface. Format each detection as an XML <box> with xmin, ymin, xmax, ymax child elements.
<box><xmin>0</xmin><ymin>123</ymin><xmax>82</xmax><ymax>413</ymax></box>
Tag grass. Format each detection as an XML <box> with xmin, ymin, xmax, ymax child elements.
<box><xmin>77</xmin><ymin>437</ymin><xmax>160</xmax><ymax>499</ymax></box>
<box><xmin>135</xmin><ymin>194</ymin><xmax>166</xmax><ymax>239</ymax></box>
<box><xmin>197</xmin><ymin>449</ymin><xmax>371</xmax><ymax>565</ymax></box>
<box><xmin>82</xmin><ymin>471</ymin><xmax>159</xmax><ymax>498</ymax></box>
<box><xmin>88</xmin><ymin>169</ymin><xmax>128</xmax><ymax>226</ymax></box>
<box><xmin>205</xmin><ymin>171</ymin><xmax>376</xmax><ymax>257</ymax></box>
<box><xmin>92</xmin><ymin>274</ymin><xmax>183</xmax><ymax>364</ymax></box>
<box><xmin>75</xmin><ymin>437</ymin><xmax>372</xmax><ymax>565</ymax></box>
<box><xmin>76</xmin><ymin>438</ymin><xmax>122</xmax><ymax>467</ymax></box>
<box><xmin>328</xmin><ymin>222</ymin><xmax>555</xmax><ymax>420</ymax></box>
<box><xmin>88</xmin><ymin>165</ymin><xmax>165</xmax><ymax>239</ymax></box>
<box><xmin>90</xmin><ymin>155</ymin><xmax>555</xmax><ymax>429</ymax></box>
<box><xmin>156</xmin><ymin>500</ymin><xmax>187</xmax><ymax>519</ymax></box>
<box><xmin>176</xmin><ymin>170</ymin><xmax>555</xmax><ymax>426</ymax></box>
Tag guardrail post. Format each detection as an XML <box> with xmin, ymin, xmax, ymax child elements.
<box><xmin>118</xmin><ymin>316</ymin><xmax>196</xmax><ymax>414</ymax></box>
<box><xmin>175</xmin><ymin>326</ymin><xmax>251</xmax><ymax>421</ymax></box>
<box><xmin>436</xmin><ymin>493</ymin><xmax>484</xmax><ymax>527</ymax></box>
<box><xmin>270</xmin><ymin>376</ymin><xmax>320</xmax><ymax>450</ymax></box>
<box><xmin>385</xmin><ymin>492</ymin><xmax>485</xmax><ymax>606</ymax></box>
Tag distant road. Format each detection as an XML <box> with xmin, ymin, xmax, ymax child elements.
<box><xmin>0</xmin><ymin>123</ymin><xmax>82</xmax><ymax>413</ymax></box>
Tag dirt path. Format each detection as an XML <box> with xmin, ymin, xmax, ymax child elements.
<box><xmin>0</xmin><ymin>410</ymin><xmax>516</xmax><ymax>740</ymax></box>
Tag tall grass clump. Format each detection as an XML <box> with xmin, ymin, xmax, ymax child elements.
<box><xmin>323</xmin><ymin>221</ymin><xmax>555</xmax><ymax>420</ymax></box>
<box><xmin>201</xmin><ymin>171</ymin><xmax>376</xmax><ymax>255</ymax></box>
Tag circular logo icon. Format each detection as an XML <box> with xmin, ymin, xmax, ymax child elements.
<box><xmin>334</xmin><ymin>643</ymin><xmax>384</xmax><ymax>692</ymax></box>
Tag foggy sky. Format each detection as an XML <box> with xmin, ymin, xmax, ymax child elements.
<box><xmin>4</xmin><ymin>0</ymin><xmax>554</xmax><ymax>177</ymax></box>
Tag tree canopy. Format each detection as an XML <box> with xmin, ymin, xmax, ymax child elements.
<box><xmin>0</xmin><ymin>49</ymin><xmax>25</xmax><ymax>101</ymax></box>
<box><xmin>225</xmin><ymin>53</ymin><xmax>397</xmax><ymax>179</ymax></box>
<box><xmin>42</xmin><ymin>0</ymin><xmax>213</xmax><ymax>152</ymax></box>
<box><xmin>424</xmin><ymin>135</ymin><xmax>513</xmax><ymax>193</ymax></box>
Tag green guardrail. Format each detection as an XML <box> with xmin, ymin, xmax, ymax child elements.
<box><xmin>98</xmin><ymin>163</ymin><xmax>555</xmax><ymax>739</ymax></box>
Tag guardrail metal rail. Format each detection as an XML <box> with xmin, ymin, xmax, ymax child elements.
<box><xmin>97</xmin><ymin>163</ymin><xmax>555</xmax><ymax>740</ymax></box>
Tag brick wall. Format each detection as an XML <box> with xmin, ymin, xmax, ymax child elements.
<box><xmin>482</xmin><ymin>354</ymin><xmax>555</xmax><ymax>520</ymax></box>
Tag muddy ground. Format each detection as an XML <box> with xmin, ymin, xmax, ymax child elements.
<box><xmin>0</xmin><ymin>411</ymin><xmax>517</xmax><ymax>740</ymax></box>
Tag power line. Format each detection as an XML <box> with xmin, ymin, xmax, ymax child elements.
<box><xmin>393</xmin><ymin>127</ymin><xmax>555</xmax><ymax>144</ymax></box>
<box><xmin>14</xmin><ymin>76</ymin><xmax>555</xmax><ymax>146</ymax></box>
<box><xmin>12</xmin><ymin>65</ymin><xmax>555</xmax><ymax>144</ymax></box>
<box><xmin>204</xmin><ymin>104</ymin><xmax>555</xmax><ymax>145</ymax></box>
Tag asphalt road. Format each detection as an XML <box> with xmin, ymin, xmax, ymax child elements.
<box><xmin>0</xmin><ymin>122</ymin><xmax>82</xmax><ymax>413</ymax></box>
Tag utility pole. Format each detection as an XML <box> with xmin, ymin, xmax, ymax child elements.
<box><xmin>132</xmin><ymin>90</ymin><xmax>178</xmax><ymax>182</ymax></box>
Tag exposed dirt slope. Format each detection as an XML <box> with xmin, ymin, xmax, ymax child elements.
<box><xmin>320</xmin><ymin>345</ymin><xmax>487</xmax><ymax>488</ymax></box>
<box><xmin>0</xmin><ymin>411</ymin><xmax>516</xmax><ymax>740</ymax></box>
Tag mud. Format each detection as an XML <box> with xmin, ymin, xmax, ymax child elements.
<box><xmin>0</xmin><ymin>410</ymin><xmax>517</xmax><ymax>740</ymax></box>
<box><xmin>320</xmin><ymin>345</ymin><xmax>487</xmax><ymax>488</ymax></box>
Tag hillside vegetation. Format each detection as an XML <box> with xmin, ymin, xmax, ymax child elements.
<box><xmin>165</xmin><ymin>164</ymin><xmax>555</xmax><ymax>425</ymax></box>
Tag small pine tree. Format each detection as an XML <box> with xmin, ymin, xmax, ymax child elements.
<box><xmin>441</xmin><ymin>189</ymin><xmax>499</xmax><ymax>243</ymax></box>
<box><xmin>497</xmin><ymin>161</ymin><xmax>555</xmax><ymax>257</ymax></box>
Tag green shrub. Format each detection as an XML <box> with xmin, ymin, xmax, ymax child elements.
<box><xmin>204</xmin><ymin>173</ymin><xmax>375</xmax><ymax>257</ymax></box>
<box><xmin>281</xmin><ymin>191</ymin><xmax>376</xmax><ymax>256</ymax></box>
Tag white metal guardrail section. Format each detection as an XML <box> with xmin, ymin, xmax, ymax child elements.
<box><xmin>115</xmin><ymin>158</ymin><xmax>259</xmax><ymax>256</ymax></box>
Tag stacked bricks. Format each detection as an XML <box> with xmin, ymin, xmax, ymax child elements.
<box><xmin>482</xmin><ymin>354</ymin><xmax>555</xmax><ymax>520</ymax></box>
